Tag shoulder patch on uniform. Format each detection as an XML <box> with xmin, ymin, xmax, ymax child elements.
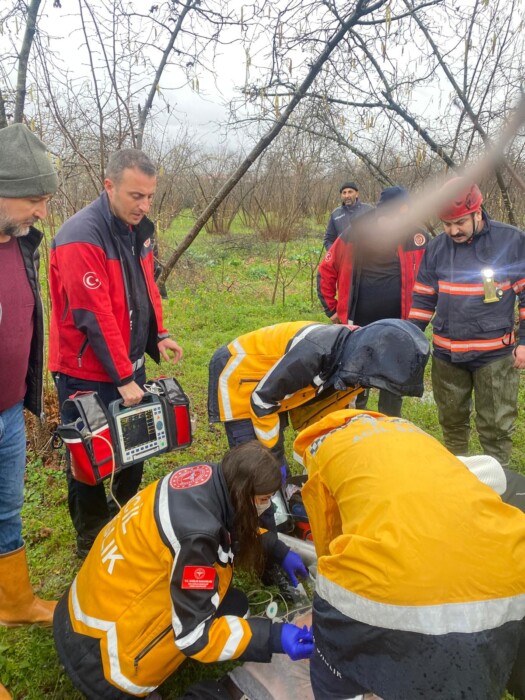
<box><xmin>413</xmin><ymin>233</ymin><xmax>426</xmax><ymax>247</ymax></box>
<box><xmin>144</xmin><ymin>237</ymin><xmax>151</xmax><ymax>248</ymax></box>
<box><xmin>181</xmin><ymin>565</ymin><xmax>216</xmax><ymax>589</ymax></box>
<box><xmin>169</xmin><ymin>464</ymin><xmax>212</xmax><ymax>490</ymax></box>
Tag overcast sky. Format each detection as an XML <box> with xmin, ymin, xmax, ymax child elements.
<box><xmin>29</xmin><ymin>0</ymin><xmax>259</xmax><ymax>150</ymax></box>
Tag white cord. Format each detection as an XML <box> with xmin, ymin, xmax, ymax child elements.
<box><xmin>85</xmin><ymin>432</ymin><xmax>122</xmax><ymax>511</ymax></box>
<box><xmin>247</xmin><ymin>588</ymin><xmax>312</xmax><ymax>623</ymax></box>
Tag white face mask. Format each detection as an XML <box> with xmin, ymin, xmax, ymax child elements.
<box><xmin>255</xmin><ymin>499</ymin><xmax>272</xmax><ymax>517</ymax></box>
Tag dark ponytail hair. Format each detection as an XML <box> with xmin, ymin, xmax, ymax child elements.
<box><xmin>221</xmin><ymin>441</ymin><xmax>281</xmax><ymax>573</ymax></box>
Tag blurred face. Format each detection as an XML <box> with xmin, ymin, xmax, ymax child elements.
<box><xmin>104</xmin><ymin>167</ymin><xmax>156</xmax><ymax>226</ymax></box>
<box><xmin>341</xmin><ymin>187</ymin><xmax>358</xmax><ymax>206</ymax></box>
<box><xmin>376</xmin><ymin>202</ymin><xmax>409</xmax><ymax>227</ymax></box>
<box><xmin>0</xmin><ymin>195</ymin><xmax>52</xmax><ymax>242</ymax></box>
<box><xmin>442</xmin><ymin>209</ymin><xmax>483</xmax><ymax>244</ymax></box>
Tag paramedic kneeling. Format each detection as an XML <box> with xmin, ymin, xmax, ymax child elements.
<box><xmin>294</xmin><ymin>410</ymin><xmax>525</xmax><ymax>700</ymax></box>
<box><xmin>53</xmin><ymin>442</ymin><xmax>313</xmax><ymax>700</ymax></box>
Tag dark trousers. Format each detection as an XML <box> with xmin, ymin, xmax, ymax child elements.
<box><xmin>55</xmin><ymin>368</ymin><xmax>146</xmax><ymax>552</ymax></box>
<box><xmin>355</xmin><ymin>387</ymin><xmax>403</xmax><ymax>417</ymax></box>
<box><xmin>224</xmin><ymin>416</ymin><xmax>289</xmax><ymax>471</ymax></box>
<box><xmin>508</xmin><ymin>619</ymin><xmax>525</xmax><ymax>699</ymax></box>
<box><xmin>431</xmin><ymin>353</ymin><xmax>519</xmax><ymax>467</ymax></box>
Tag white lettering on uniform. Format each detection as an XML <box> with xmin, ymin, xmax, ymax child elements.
<box><xmin>123</xmin><ymin>494</ymin><xmax>142</xmax><ymax>511</ymax></box>
<box><xmin>120</xmin><ymin>494</ymin><xmax>143</xmax><ymax>534</ymax></box>
<box><xmin>316</xmin><ymin>647</ymin><xmax>342</xmax><ymax>678</ymax></box>
<box><xmin>101</xmin><ymin>540</ymin><xmax>125</xmax><ymax>575</ymax></box>
<box><xmin>122</xmin><ymin>505</ymin><xmax>142</xmax><ymax>534</ymax></box>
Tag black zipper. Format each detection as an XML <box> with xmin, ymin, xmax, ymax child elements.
<box><xmin>77</xmin><ymin>338</ymin><xmax>89</xmax><ymax>367</ymax></box>
<box><xmin>239</xmin><ymin>378</ymin><xmax>259</xmax><ymax>384</ymax></box>
<box><xmin>133</xmin><ymin>624</ymin><xmax>172</xmax><ymax>673</ymax></box>
<box><xmin>110</xmin><ymin>219</ymin><xmax>133</xmax><ymax>335</ymax></box>
<box><xmin>33</xmin><ymin>254</ymin><xmax>46</xmax><ymax>422</ymax></box>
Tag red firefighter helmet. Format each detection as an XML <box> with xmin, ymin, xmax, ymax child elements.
<box><xmin>439</xmin><ymin>179</ymin><xmax>483</xmax><ymax>221</ymax></box>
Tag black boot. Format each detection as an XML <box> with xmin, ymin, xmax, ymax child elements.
<box><xmin>261</xmin><ymin>563</ymin><xmax>295</xmax><ymax>603</ymax></box>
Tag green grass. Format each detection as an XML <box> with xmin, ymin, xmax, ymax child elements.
<box><xmin>1</xmin><ymin>212</ymin><xmax>522</xmax><ymax>698</ymax></box>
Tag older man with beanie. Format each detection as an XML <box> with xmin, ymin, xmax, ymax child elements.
<box><xmin>0</xmin><ymin>125</ymin><xmax>58</xmax><ymax>648</ymax></box>
<box><xmin>323</xmin><ymin>180</ymin><xmax>372</xmax><ymax>251</ymax></box>
<box><xmin>409</xmin><ymin>178</ymin><xmax>525</xmax><ymax>467</ymax></box>
<box><xmin>318</xmin><ymin>186</ymin><xmax>429</xmax><ymax>415</ymax></box>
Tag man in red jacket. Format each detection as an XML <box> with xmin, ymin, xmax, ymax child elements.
<box><xmin>49</xmin><ymin>149</ymin><xmax>182</xmax><ymax>558</ymax></box>
<box><xmin>317</xmin><ymin>186</ymin><xmax>428</xmax><ymax>416</ymax></box>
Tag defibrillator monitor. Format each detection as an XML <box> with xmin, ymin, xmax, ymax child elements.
<box><xmin>58</xmin><ymin>377</ymin><xmax>193</xmax><ymax>485</ymax></box>
<box><xmin>110</xmin><ymin>396</ymin><xmax>168</xmax><ymax>466</ymax></box>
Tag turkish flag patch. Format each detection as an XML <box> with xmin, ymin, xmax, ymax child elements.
<box><xmin>181</xmin><ymin>565</ymin><xmax>216</xmax><ymax>590</ymax></box>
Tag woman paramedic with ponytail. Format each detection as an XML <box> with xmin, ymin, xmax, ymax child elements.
<box><xmin>53</xmin><ymin>441</ymin><xmax>313</xmax><ymax>700</ymax></box>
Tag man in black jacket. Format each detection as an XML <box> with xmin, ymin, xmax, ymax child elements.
<box><xmin>323</xmin><ymin>181</ymin><xmax>372</xmax><ymax>251</ymax></box>
<box><xmin>0</xmin><ymin>124</ymin><xmax>58</xmax><ymax>643</ymax></box>
<box><xmin>409</xmin><ymin>179</ymin><xmax>525</xmax><ymax>466</ymax></box>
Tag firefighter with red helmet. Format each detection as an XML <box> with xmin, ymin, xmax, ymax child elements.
<box><xmin>409</xmin><ymin>178</ymin><xmax>525</xmax><ymax>466</ymax></box>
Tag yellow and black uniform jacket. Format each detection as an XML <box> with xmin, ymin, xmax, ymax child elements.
<box><xmin>207</xmin><ymin>321</ymin><xmax>360</xmax><ymax>448</ymax></box>
<box><xmin>295</xmin><ymin>409</ymin><xmax>525</xmax><ymax>632</ymax></box>
<box><xmin>53</xmin><ymin>463</ymin><xmax>279</xmax><ymax>698</ymax></box>
<box><xmin>295</xmin><ymin>410</ymin><xmax>525</xmax><ymax>697</ymax></box>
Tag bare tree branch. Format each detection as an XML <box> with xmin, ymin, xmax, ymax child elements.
<box><xmin>158</xmin><ymin>0</ymin><xmax>389</xmax><ymax>284</ymax></box>
<box><xmin>403</xmin><ymin>0</ymin><xmax>524</xmax><ymax>221</ymax></box>
<box><xmin>136</xmin><ymin>0</ymin><xmax>196</xmax><ymax>149</ymax></box>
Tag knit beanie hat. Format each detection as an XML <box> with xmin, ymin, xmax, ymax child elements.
<box><xmin>377</xmin><ymin>186</ymin><xmax>409</xmax><ymax>207</ymax></box>
<box><xmin>457</xmin><ymin>455</ymin><xmax>507</xmax><ymax>495</ymax></box>
<box><xmin>340</xmin><ymin>181</ymin><xmax>359</xmax><ymax>192</ymax></box>
<box><xmin>0</xmin><ymin>123</ymin><xmax>58</xmax><ymax>197</ymax></box>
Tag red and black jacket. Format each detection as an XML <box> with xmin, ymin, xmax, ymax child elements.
<box><xmin>49</xmin><ymin>192</ymin><xmax>168</xmax><ymax>385</ymax></box>
<box><xmin>317</xmin><ymin>220</ymin><xmax>429</xmax><ymax>325</ymax></box>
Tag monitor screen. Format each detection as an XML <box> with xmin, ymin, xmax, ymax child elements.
<box><xmin>119</xmin><ymin>408</ymin><xmax>156</xmax><ymax>450</ymax></box>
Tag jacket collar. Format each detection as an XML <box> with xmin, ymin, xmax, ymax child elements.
<box><xmin>475</xmin><ymin>210</ymin><xmax>490</xmax><ymax>238</ymax></box>
<box><xmin>17</xmin><ymin>225</ymin><xmax>43</xmax><ymax>254</ymax></box>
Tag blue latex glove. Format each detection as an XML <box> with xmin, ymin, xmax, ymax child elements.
<box><xmin>281</xmin><ymin>624</ymin><xmax>314</xmax><ymax>661</ymax></box>
<box><xmin>281</xmin><ymin>550</ymin><xmax>308</xmax><ymax>587</ymax></box>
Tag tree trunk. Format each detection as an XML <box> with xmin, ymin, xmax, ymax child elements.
<box><xmin>14</xmin><ymin>0</ymin><xmax>42</xmax><ymax>123</ymax></box>
<box><xmin>158</xmin><ymin>0</ymin><xmax>387</xmax><ymax>285</ymax></box>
